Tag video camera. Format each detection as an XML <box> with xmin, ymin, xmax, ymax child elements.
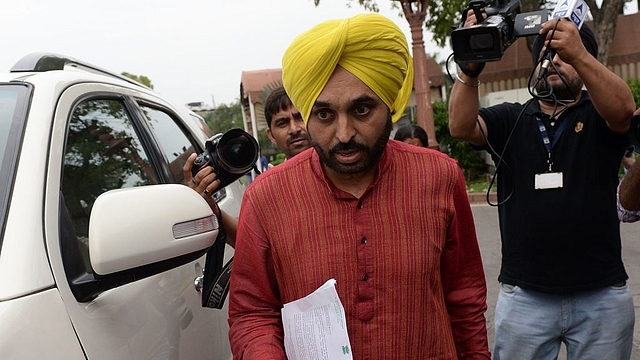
<box><xmin>191</xmin><ymin>128</ymin><xmax>259</xmax><ymax>189</ymax></box>
<box><xmin>452</xmin><ymin>0</ymin><xmax>547</xmax><ymax>63</ymax></box>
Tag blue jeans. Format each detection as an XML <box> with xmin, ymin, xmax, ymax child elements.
<box><xmin>494</xmin><ymin>282</ymin><xmax>634</xmax><ymax>360</ymax></box>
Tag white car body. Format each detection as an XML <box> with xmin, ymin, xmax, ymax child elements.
<box><xmin>0</xmin><ymin>54</ymin><xmax>243</xmax><ymax>359</ymax></box>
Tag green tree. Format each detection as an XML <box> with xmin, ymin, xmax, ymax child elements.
<box><xmin>627</xmin><ymin>78</ymin><xmax>640</xmax><ymax>107</ymax></box>
<box><xmin>432</xmin><ymin>101</ymin><xmax>488</xmax><ymax>182</ymax></box>
<box><xmin>203</xmin><ymin>102</ymin><xmax>243</xmax><ymax>135</ymax></box>
<box><xmin>121</xmin><ymin>72</ymin><xmax>154</xmax><ymax>89</ymax></box>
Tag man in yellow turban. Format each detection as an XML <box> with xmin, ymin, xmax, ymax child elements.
<box><xmin>281</xmin><ymin>13</ymin><xmax>413</xmax><ymax>125</ymax></box>
<box><xmin>228</xmin><ymin>13</ymin><xmax>490</xmax><ymax>360</ymax></box>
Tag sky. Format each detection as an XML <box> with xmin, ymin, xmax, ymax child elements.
<box><xmin>1</xmin><ymin>0</ymin><xmax>450</xmax><ymax>109</ymax></box>
<box><xmin>2</xmin><ymin>0</ymin><xmax>637</xmax><ymax>109</ymax></box>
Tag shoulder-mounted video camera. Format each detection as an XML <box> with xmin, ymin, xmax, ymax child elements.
<box><xmin>191</xmin><ymin>128</ymin><xmax>259</xmax><ymax>189</ymax></box>
<box><xmin>452</xmin><ymin>0</ymin><xmax>548</xmax><ymax>64</ymax></box>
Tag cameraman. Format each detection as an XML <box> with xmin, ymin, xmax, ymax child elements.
<box><xmin>183</xmin><ymin>86</ymin><xmax>310</xmax><ymax>247</ymax></box>
<box><xmin>449</xmin><ymin>11</ymin><xmax>635</xmax><ymax>360</ymax></box>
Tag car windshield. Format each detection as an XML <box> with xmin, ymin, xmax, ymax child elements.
<box><xmin>0</xmin><ymin>83</ymin><xmax>31</xmax><ymax>253</ymax></box>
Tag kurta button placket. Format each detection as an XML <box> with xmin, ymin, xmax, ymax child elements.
<box><xmin>354</xmin><ymin>194</ymin><xmax>373</xmax><ymax>321</ymax></box>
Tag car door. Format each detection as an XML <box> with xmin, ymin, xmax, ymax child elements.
<box><xmin>44</xmin><ymin>82</ymin><xmax>232</xmax><ymax>360</ymax></box>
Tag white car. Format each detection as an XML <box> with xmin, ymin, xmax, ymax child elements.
<box><xmin>0</xmin><ymin>53</ymin><xmax>244</xmax><ymax>359</ymax></box>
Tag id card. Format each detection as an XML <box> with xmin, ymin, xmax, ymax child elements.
<box><xmin>535</xmin><ymin>172</ymin><xmax>563</xmax><ymax>189</ymax></box>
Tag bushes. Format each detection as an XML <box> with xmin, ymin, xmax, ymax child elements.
<box><xmin>628</xmin><ymin>78</ymin><xmax>640</xmax><ymax>107</ymax></box>
<box><xmin>432</xmin><ymin>101</ymin><xmax>489</xmax><ymax>182</ymax></box>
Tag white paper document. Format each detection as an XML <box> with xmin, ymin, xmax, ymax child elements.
<box><xmin>282</xmin><ymin>279</ymin><xmax>353</xmax><ymax>360</ymax></box>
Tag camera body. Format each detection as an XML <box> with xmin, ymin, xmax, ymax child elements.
<box><xmin>191</xmin><ymin>128</ymin><xmax>260</xmax><ymax>189</ymax></box>
<box><xmin>452</xmin><ymin>0</ymin><xmax>547</xmax><ymax>64</ymax></box>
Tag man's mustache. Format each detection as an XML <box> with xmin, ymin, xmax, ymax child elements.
<box><xmin>329</xmin><ymin>139</ymin><xmax>367</xmax><ymax>155</ymax></box>
<box><xmin>287</xmin><ymin>133</ymin><xmax>309</xmax><ymax>145</ymax></box>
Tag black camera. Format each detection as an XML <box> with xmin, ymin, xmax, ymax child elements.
<box><xmin>452</xmin><ymin>0</ymin><xmax>547</xmax><ymax>63</ymax></box>
<box><xmin>191</xmin><ymin>128</ymin><xmax>260</xmax><ymax>189</ymax></box>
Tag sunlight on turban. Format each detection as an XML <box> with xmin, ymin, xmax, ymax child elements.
<box><xmin>281</xmin><ymin>13</ymin><xmax>413</xmax><ymax>124</ymax></box>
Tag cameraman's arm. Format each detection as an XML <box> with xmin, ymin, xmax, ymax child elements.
<box><xmin>184</xmin><ymin>153</ymin><xmax>238</xmax><ymax>248</ymax></box>
<box><xmin>543</xmin><ymin>19</ymin><xmax>634</xmax><ymax>134</ymax></box>
<box><xmin>449</xmin><ymin>74</ymin><xmax>488</xmax><ymax>147</ymax></box>
<box><xmin>449</xmin><ymin>9</ymin><xmax>489</xmax><ymax>147</ymax></box>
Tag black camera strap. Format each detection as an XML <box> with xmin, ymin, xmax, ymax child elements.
<box><xmin>201</xmin><ymin>221</ymin><xmax>233</xmax><ymax>309</ymax></box>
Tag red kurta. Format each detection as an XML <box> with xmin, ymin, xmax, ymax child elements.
<box><xmin>228</xmin><ymin>140</ymin><xmax>490</xmax><ymax>359</ymax></box>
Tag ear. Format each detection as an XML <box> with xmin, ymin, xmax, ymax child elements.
<box><xmin>266</xmin><ymin>128</ymin><xmax>277</xmax><ymax>146</ymax></box>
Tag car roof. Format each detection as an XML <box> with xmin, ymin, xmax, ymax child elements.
<box><xmin>0</xmin><ymin>53</ymin><xmax>160</xmax><ymax>100</ymax></box>
<box><xmin>0</xmin><ymin>53</ymin><xmax>210</xmax><ymax>138</ymax></box>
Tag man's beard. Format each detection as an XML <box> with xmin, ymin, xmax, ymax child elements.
<box><xmin>535</xmin><ymin>70</ymin><xmax>583</xmax><ymax>101</ymax></box>
<box><xmin>311</xmin><ymin>116</ymin><xmax>392</xmax><ymax>175</ymax></box>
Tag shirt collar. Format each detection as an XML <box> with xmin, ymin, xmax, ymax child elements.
<box><xmin>527</xmin><ymin>90</ymin><xmax>591</xmax><ymax>118</ymax></box>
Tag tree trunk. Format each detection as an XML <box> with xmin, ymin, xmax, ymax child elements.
<box><xmin>399</xmin><ymin>0</ymin><xmax>439</xmax><ymax>148</ymax></box>
<box><xmin>590</xmin><ymin>0</ymin><xmax>626</xmax><ymax>65</ymax></box>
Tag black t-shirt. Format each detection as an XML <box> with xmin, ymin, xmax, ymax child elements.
<box><xmin>479</xmin><ymin>92</ymin><xmax>629</xmax><ymax>293</ymax></box>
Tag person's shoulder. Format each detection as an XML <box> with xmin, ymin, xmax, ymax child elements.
<box><xmin>483</xmin><ymin>100</ymin><xmax>528</xmax><ymax>113</ymax></box>
<box><xmin>389</xmin><ymin>140</ymin><xmax>458</xmax><ymax>168</ymax></box>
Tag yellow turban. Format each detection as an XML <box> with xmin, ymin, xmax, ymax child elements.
<box><xmin>282</xmin><ymin>13</ymin><xmax>414</xmax><ymax>124</ymax></box>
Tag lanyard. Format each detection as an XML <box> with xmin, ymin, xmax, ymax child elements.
<box><xmin>536</xmin><ymin>115</ymin><xmax>568</xmax><ymax>172</ymax></box>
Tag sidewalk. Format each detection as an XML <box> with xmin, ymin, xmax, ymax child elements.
<box><xmin>468</xmin><ymin>192</ymin><xmax>497</xmax><ymax>204</ymax></box>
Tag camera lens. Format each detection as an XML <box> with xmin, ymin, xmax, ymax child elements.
<box><xmin>222</xmin><ymin>137</ymin><xmax>254</xmax><ymax>167</ymax></box>
<box><xmin>216</xmin><ymin>129</ymin><xmax>259</xmax><ymax>173</ymax></box>
<box><xmin>469</xmin><ymin>33</ymin><xmax>495</xmax><ymax>52</ymax></box>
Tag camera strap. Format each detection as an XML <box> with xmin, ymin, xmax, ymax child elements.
<box><xmin>201</xmin><ymin>221</ymin><xmax>233</xmax><ymax>309</ymax></box>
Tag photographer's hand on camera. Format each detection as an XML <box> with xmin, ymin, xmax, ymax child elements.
<box><xmin>184</xmin><ymin>153</ymin><xmax>238</xmax><ymax>247</ymax></box>
<box><xmin>456</xmin><ymin>9</ymin><xmax>487</xmax><ymax>79</ymax></box>
<box><xmin>184</xmin><ymin>153</ymin><xmax>222</xmax><ymax>212</ymax></box>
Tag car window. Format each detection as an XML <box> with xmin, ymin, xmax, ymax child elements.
<box><xmin>139</xmin><ymin>104</ymin><xmax>228</xmax><ymax>202</ymax></box>
<box><xmin>0</xmin><ymin>84</ymin><xmax>31</xmax><ymax>253</ymax></box>
<box><xmin>61</xmin><ymin>98</ymin><xmax>157</xmax><ymax>270</ymax></box>
<box><xmin>138</xmin><ymin>105</ymin><xmax>195</xmax><ymax>183</ymax></box>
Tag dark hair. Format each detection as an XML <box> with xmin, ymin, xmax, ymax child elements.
<box><xmin>394</xmin><ymin>124</ymin><xmax>428</xmax><ymax>147</ymax></box>
<box><xmin>264</xmin><ymin>86</ymin><xmax>293</xmax><ymax>129</ymax></box>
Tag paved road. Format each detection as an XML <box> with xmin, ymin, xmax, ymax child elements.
<box><xmin>471</xmin><ymin>204</ymin><xmax>640</xmax><ymax>359</ymax></box>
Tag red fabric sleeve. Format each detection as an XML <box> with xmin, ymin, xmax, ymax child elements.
<box><xmin>227</xmin><ymin>192</ymin><xmax>287</xmax><ymax>360</ymax></box>
<box><xmin>442</xmin><ymin>168</ymin><xmax>492</xmax><ymax>359</ymax></box>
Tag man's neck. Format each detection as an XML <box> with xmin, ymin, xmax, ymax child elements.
<box><xmin>323</xmin><ymin>165</ymin><xmax>377</xmax><ymax>199</ymax></box>
<box><xmin>538</xmin><ymin>92</ymin><xmax>582</xmax><ymax>117</ymax></box>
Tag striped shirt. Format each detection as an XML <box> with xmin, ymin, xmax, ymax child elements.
<box><xmin>228</xmin><ymin>141</ymin><xmax>490</xmax><ymax>359</ymax></box>
<box><xmin>617</xmin><ymin>182</ymin><xmax>640</xmax><ymax>222</ymax></box>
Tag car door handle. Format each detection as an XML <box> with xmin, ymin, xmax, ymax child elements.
<box><xmin>194</xmin><ymin>275</ymin><xmax>204</xmax><ymax>292</ymax></box>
